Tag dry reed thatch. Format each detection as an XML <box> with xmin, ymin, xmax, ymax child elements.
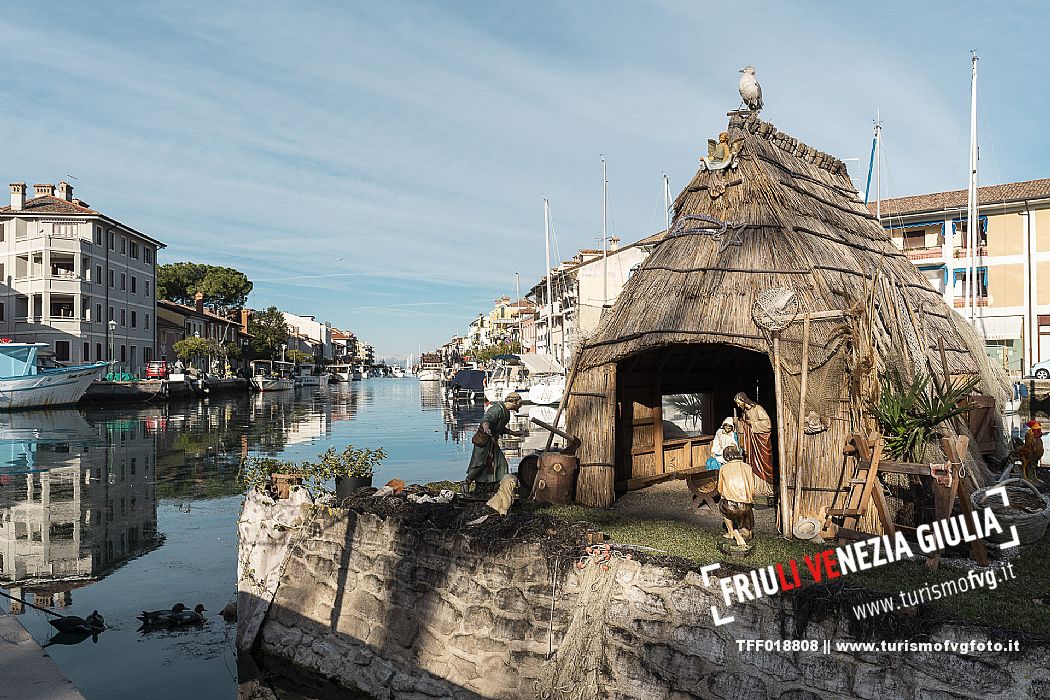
<box><xmin>567</xmin><ymin>111</ymin><xmax>1009</xmax><ymax>526</ymax></box>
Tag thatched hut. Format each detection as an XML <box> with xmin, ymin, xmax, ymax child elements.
<box><xmin>565</xmin><ymin>111</ymin><xmax>1008</xmax><ymax>531</ymax></box>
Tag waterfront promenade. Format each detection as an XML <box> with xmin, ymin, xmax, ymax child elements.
<box><xmin>0</xmin><ymin>610</ymin><xmax>84</xmax><ymax>700</ymax></box>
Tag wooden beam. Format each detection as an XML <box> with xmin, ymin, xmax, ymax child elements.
<box><xmin>773</xmin><ymin>332</ymin><xmax>790</xmax><ymax>537</ymax></box>
<box><xmin>790</xmin><ymin>313</ymin><xmax>811</xmax><ymax>534</ymax></box>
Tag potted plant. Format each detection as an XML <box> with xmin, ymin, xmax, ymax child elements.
<box><xmin>241</xmin><ymin>457</ymin><xmax>305</xmax><ymax>499</ymax></box>
<box><xmin>311</xmin><ymin>445</ymin><xmax>388</xmax><ymax>500</ymax></box>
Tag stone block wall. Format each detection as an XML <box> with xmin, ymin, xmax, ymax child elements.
<box><xmin>246</xmin><ymin>503</ymin><xmax>1049</xmax><ymax>700</ymax></box>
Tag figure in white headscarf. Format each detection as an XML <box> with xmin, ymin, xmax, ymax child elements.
<box><xmin>706</xmin><ymin>417</ymin><xmax>738</xmax><ymax>470</ymax></box>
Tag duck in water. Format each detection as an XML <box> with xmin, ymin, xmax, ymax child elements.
<box><xmin>168</xmin><ymin>604</ymin><xmax>207</xmax><ymax>626</ymax></box>
<box><xmin>49</xmin><ymin>610</ymin><xmax>105</xmax><ymax>635</ymax></box>
<box><xmin>137</xmin><ymin>603</ymin><xmax>187</xmax><ymax>625</ymax></box>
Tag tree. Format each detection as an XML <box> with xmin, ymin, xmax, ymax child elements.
<box><xmin>173</xmin><ymin>337</ymin><xmax>222</xmax><ymax>363</ymax></box>
<box><xmin>158</xmin><ymin>262</ymin><xmax>253</xmax><ymax>313</ymax></box>
<box><xmin>474</xmin><ymin>341</ymin><xmax>523</xmax><ymax>364</ymax></box>
<box><xmin>285</xmin><ymin>349</ymin><xmax>312</xmax><ymax>364</ymax></box>
<box><xmin>249</xmin><ymin>306</ymin><xmax>289</xmax><ymax>358</ymax></box>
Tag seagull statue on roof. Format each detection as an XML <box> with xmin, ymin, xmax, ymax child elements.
<box><xmin>738</xmin><ymin>66</ymin><xmax>763</xmax><ymax>112</ymax></box>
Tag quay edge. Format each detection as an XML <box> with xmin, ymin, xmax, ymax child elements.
<box><xmin>0</xmin><ymin>609</ymin><xmax>85</xmax><ymax>700</ymax></box>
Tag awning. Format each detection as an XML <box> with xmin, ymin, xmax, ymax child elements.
<box><xmin>520</xmin><ymin>352</ymin><xmax>565</xmax><ymax>375</ymax></box>
<box><xmin>974</xmin><ymin>315</ymin><xmax>1023</xmax><ymax>341</ymax></box>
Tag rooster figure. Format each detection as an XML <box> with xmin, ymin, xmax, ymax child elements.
<box><xmin>1009</xmin><ymin>420</ymin><xmax>1044</xmax><ymax>483</ymax></box>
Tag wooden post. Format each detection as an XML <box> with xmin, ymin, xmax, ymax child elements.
<box><xmin>546</xmin><ymin>353</ymin><xmax>582</xmax><ymax>452</ymax></box>
<box><xmin>789</xmin><ymin>314</ymin><xmax>811</xmax><ymax>535</ymax></box>
<box><xmin>773</xmin><ymin>332</ymin><xmax>790</xmax><ymax>537</ymax></box>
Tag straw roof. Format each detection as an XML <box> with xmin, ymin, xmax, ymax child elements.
<box><xmin>578</xmin><ymin>111</ymin><xmax>1006</xmax><ymax>399</ymax></box>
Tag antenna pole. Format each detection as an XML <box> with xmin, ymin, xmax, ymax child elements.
<box><xmin>663</xmin><ymin>172</ymin><xmax>671</xmax><ymax>232</ymax></box>
<box><xmin>601</xmin><ymin>156</ymin><xmax>608</xmax><ymax>307</ymax></box>
<box><xmin>968</xmin><ymin>50</ymin><xmax>980</xmax><ymax>323</ymax></box>
<box><xmin>544</xmin><ymin>197</ymin><xmax>553</xmax><ymax>357</ymax></box>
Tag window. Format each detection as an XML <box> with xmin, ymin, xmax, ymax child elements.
<box><xmin>120</xmin><ymin>273</ymin><xmax>126</xmax><ymax>291</ymax></box>
<box><xmin>131</xmin><ymin>276</ymin><xmax>136</xmax><ymax>294</ymax></box>
<box><xmin>129</xmin><ymin>242</ymin><xmax>139</xmax><ymax>259</ymax></box>
<box><xmin>96</xmin><ymin>303</ymin><xmax>102</xmax><ymax>321</ymax></box>
<box><xmin>145</xmin><ymin>314</ymin><xmax>150</xmax><ymax>330</ymax></box>
<box><xmin>131</xmin><ymin>311</ymin><xmax>136</xmax><ymax>328</ymax></box>
<box><xmin>121</xmin><ymin>236</ymin><xmax>126</xmax><ymax>255</ymax></box>
<box><xmin>96</xmin><ymin>265</ymin><xmax>102</xmax><ymax>285</ymax></box>
<box><xmin>0</xmin><ymin>263</ymin><xmax>4</xmax><ymax>281</ymax></box>
<box><xmin>94</xmin><ymin>226</ymin><xmax>103</xmax><ymax>245</ymax></box>
<box><xmin>120</xmin><ymin>309</ymin><xmax>126</xmax><ymax>326</ymax></box>
<box><xmin>953</xmin><ymin>267</ymin><xmax>989</xmax><ymax>299</ymax></box>
<box><xmin>55</xmin><ymin>341</ymin><xmax>70</xmax><ymax>362</ymax></box>
<box><xmin>120</xmin><ymin>345</ymin><xmax>126</xmax><ymax>363</ymax></box>
<box><xmin>144</xmin><ymin>248</ymin><xmax>153</xmax><ymax>264</ymax></box>
<box><xmin>83</xmin><ymin>342</ymin><xmax>90</xmax><ymax>361</ymax></box>
<box><xmin>903</xmin><ymin>228</ymin><xmax>927</xmax><ymax>250</ymax></box>
<box><xmin>96</xmin><ymin>343</ymin><xmax>102</xmax><ymax>361</ymax></box>
<box><xmin>145</xmin><ymin>281</ymin><xmax>151</xmax><ymax>298</ymax></box>
<box><xmin>108</xmin><ymin>306</ymin><xmax>114</xmax><ymax>321</ymax></box>
<box><xmin>0</xmin><ymin>303</ymin><xmax>5</xmax><ymax>322</ymax></box>
<box><xmin>82</xmin><ymin>257</ymin><xmax>90</xmax><ymax>281</ymax></box>
<box><xmin>0</xmin><ymin>222</ymin><xmax>4</xmax><ymax>242</ymax></box>
<box><xmin>108</xmin><ymin>232</ymin><xmax>115</xmax><ymax>250</ymax></box>
<box><xmin>108</xmin><ymin>268</ymin><xmax>114</xmax><ymax>287</ymax></box>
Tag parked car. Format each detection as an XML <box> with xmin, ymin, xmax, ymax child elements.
<box><xmin>145</xmin><ymin>361</ymin><xmax>169</xmax><ymax>379</ymax></box>
<box><xmin>1030</xmin><ymin>359</ymin><xmax>1050</xmax><ymax>380</ymax></box>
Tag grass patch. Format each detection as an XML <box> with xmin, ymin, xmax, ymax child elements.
<box><xmin>545</xmin><ymin>502</ymin><xmax>1050</xmax><ymax>640</ymax></box>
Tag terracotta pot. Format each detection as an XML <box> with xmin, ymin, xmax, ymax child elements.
<box><xmin>270</xmin><ymin>473</ymin><xmax>304</xmax><ymax>499</ymax></box>
<box><xmin>336</xmin><ymin>475</ymin><xmax>373</xmax><ymax>500</ymax></box>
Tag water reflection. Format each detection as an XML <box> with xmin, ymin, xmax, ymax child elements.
<box><xmin>0</xmin><ymin>411</ymin><xmax>159</xmax><ymax>610</ymax></box>
<box><xmin>0</xmin><ymin>382</ymin><xmax>473</xmax><ymax>699</ymax></box>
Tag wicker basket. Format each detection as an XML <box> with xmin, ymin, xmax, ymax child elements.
<box><xmin>971</xmin><ymin>478</ymin><xmax>1050</xmax><ymax>546</ymax></box>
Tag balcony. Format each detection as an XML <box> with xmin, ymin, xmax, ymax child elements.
<box><xmin>953</xmin><ymin>297</ymin><xmax>989</xmax><ymax>308</ymax></box>
<box><xmin>954</xmin><ymin>246</ymin><xmax>987</xmax><ymax>259</ymax></box>
<box><xmin>904</xmin><ymin>246</ymin><xmax>944</xmax><ymax>261</ymax></box>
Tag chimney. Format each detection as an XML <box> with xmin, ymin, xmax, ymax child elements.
<box><xmin>240</xmin><ymin>308</ymin><xmax>251</xmax><ymax>333</ymax></box>
<box><xmin>57</xmin><ymin>181</ymin><xmax>73</xmax><ymax>202</ymax></box>
<box><xmin>194</xmin><ymin>291</ymin><xmax>204</xmax><ymax>314</ymax></box>
<box><xmin>33</xmin><ymin>184</ymin><xmax>54</xmax><ymax>198</ymax></box>
<box><xmin>9</xmin><ymin>183</ymin><xmax>25</xmax><ymax>211</ymax></box>
<box><xmin>609</xmin><ymin>236</ymin><xmax>621</xmax><ymax>252</ymax></box>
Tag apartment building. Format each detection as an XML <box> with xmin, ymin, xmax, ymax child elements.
<box><xmin>876</xmin><ymin>179</ymin><xmax>1050</xmax><ymax>374</ymax></box>
<box><xmin>0</xmin><ymin>182</ymin><xmax>165</xmax><ymax>374</ymax></box>
<box><xmin>529</xmin><ymin>231</ymin><xmax>665</xmax><ymax>365</ymax></box>
<box><xmin>282</xmin><ymin>311</ymin><xmax>332</xmax><ymax>361</ymax></box>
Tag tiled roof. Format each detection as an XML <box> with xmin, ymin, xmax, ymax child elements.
<box><xmin>158</xmin><ymin>299</ymin><xmax>241</xmax><ymax>325</ymax></box>
<box><xmin>869</xmin><ymin>178</ymin><xmax>1050</xmax><ymax>218</ymax></box>
<box><xmin>0</xmin><ymin>195</ymin><xmax>98</xmax><ymax>215</ymax></box>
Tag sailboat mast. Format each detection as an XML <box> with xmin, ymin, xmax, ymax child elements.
<box><xmin>663</xmin><ymin>172</ymin><xmax>671</xmax><ymax>232</ymax></box>
<box><xmin>968</xmin><ymin>50</ymin><xmax>980</xmax><ymax>322</ymax></box>
<box><xmin>875</xmin><ymin>110</ymin><xmax>882</xmax><ymax>223</ymax></box>
<box><xmin>601</xmin><ymin>156</ymin><xmax>608</xmax><ymax>307</ymax></box>
<box><xmin>544</xmin><ymin>197</ymin><xmax>553</xmax><ymax>356</ymax></box>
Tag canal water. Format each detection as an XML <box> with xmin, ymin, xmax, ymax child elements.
<box><xmin>0</xmin><ymin>379</ymin><xmax>489</xmax><ymax>699</ymax></box>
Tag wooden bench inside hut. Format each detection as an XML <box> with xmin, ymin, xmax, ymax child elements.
<box><xmin>616</xmin><ymin>343</ymin><xmax>774</xmax><ymax>493</ymax></box>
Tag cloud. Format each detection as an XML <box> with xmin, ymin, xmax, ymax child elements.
<box><xmin>3</xmin><ymin>1</ymin><xmax>1045</xmax><ymax>354</ymax></box>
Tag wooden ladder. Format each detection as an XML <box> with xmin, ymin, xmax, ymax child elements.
<box><xmin>824</xmin><ymin>432</ymin><xmax>896</xmax><ymax>543</ymax></box>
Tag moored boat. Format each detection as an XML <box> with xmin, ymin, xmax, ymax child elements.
<box><xmin>0</xmin><ymin>342</ymin><xmax>107</xmax><ymax>409</ymax></box>
<box><xmin>250</xmin><ymin>360</ymin><xmax>294</xmax><ymax>392</ymax></box>
<box><xmin>417</xmin><ymin>354</ymin><xmax>444</xmax><ymax>382</ymax></box>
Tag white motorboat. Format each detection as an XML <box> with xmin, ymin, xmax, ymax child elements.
<box><xmin>392</xmin><ymin>365</ymin><xmax>406</xmax><ymax>378</ymax></box>
<box><xmin>0</xmin><ymin>342</ymin><xmax>107</xmax><ymax>409</ymax></box>
<box><xmin>417</xmin><ymin>354</ymin><xmax>444</xmax><ymax>382</ymax></box>
<box><xmin>294</xmin><ymin>363</ymin><xmax>324</xmax><ymax>387</ymax></box>
<box><xmin>483</xmin><ymin>353</ymin><xmax>565</xmax><ymax>405</ymax></box>
<box><xmin>250</xmin><ymin>360</ymin><xmax>294</xmax><ymax>392</ymax></box>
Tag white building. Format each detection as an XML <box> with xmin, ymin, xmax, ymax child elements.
<box><xmin>282</xmin><ymin>311</ymin><xmax>333</xmax><ymax>361</ymax></box>
<box><xmin>0</xmin><ymin>182</ymin><xmax>164</xmax><ymax>374</ymax></box>
<box><xmin>531</xmin><ymin>231</ymin><xmax>665</xmax><ymax>365</ymax></box>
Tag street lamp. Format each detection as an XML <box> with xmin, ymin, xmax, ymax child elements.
<box><xmin>280</xmin><ymin>343</ymin><xmax>287</xmax><ymax>364</ymax></box>
<box><xmin>107</xmin><ymin>319</ymin><xmax>117</xmax><ymax>364</ymax></box>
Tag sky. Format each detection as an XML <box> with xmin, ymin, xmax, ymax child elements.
<box><xmin>3</xmin><ymin>2</ymin><xmax>1048</xmax><ymax>357</ymax></box>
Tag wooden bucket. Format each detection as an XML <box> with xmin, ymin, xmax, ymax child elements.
<box><xmin>534</xmin><ymin>452</ymin><xmax>578</xmax><ymax>505</ymax></box>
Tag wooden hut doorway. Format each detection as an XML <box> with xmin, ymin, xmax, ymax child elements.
<box><xmin>615</xmin><ymin>343</ymin><xmax>776</xmax><ymax>493</ymax></box>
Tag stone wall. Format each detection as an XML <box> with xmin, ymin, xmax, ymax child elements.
<box><xmin>242</xmin><ymin>499</ymin><xmax>1049</xmax><ymax>700</ymax></box>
